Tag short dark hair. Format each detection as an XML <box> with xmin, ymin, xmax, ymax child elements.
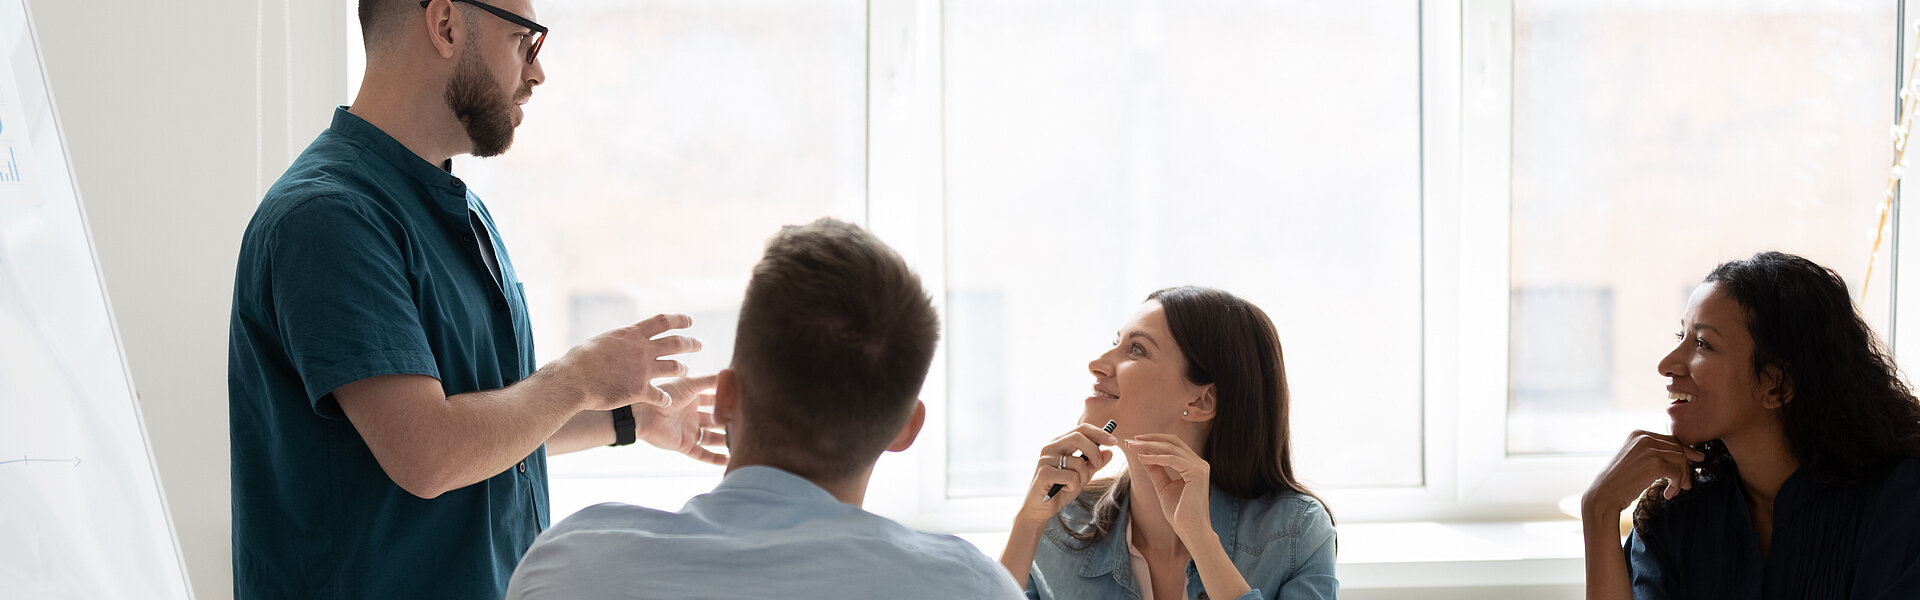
<box><xmin>358</xmin><ymin>0</ymin><xmax>413</xmax><ymax>48</ymax></box>
<box><xmin>361</xmin><ymin>0</ymin><xmax>480</xmax><ymax>52</ymax></box>
<box><xmin>731</xmin><ymin>218</ymin><xmax>939</xmax><ymax>481</ymax></box>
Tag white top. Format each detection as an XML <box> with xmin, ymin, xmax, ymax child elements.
<box><xmin>505</xmin><ymin>466</ymin><xmax>1024</xmax><ymax>599</ymax></box>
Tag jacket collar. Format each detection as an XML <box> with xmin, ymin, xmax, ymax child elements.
<box><xmin>1078</xmin><ymin>485</ymin><xmax>1243</xmax><ymax>580</ymax></box>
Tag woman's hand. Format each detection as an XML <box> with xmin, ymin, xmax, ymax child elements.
<box><xmin>1002</xmin><ymin>422</ymin><xmax>1119</xmax><ymax>588</ymax></box>
<box><xmin>1582</xmin><ymin>430</ymin><xmax>1706</xmax><ymax>517</ymax></box>
<box><xmin>1581</xmin><ymin>430</ymin><xmax>1702</xmax><ymax>600</ymax></box>
<box><xmin>1128</xmin><ymin>433</ymin><xmax>1215</xmax><ymax>543</ymax></box>
<box><xmin>1013</xmin><ymin>423</ymin><xmax>1120</xmax><ymax>527</ymax></box>
<box><xmin>1132</xmin><ymin>434</ymin><xmax>1256</xmax><ymax>600</ymax></box>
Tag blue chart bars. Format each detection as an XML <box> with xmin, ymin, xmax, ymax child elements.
<box><xmin>0</xmin><ymin>147</ymin><xmax>22</xmax><ymax>183</ymax></box>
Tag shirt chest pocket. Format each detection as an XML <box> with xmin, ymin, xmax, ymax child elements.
<box><xmin>414</xmin><ymin>270</ymin><xmax>514</xmax><ymax>378</ymax></box>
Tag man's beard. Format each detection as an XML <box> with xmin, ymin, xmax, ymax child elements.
<box><xmin>444</xmin><ymin>43</ymin><xmax>528</xmax><ymax>158</ymax></box>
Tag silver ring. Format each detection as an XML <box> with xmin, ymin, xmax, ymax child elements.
<box><xmin>1056</xmin><ymin>455</ymin><xmax>1070</xmax><ymax>470</ymax></box>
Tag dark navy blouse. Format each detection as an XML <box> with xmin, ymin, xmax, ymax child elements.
<box><xmin>1625</xmin><ymin>458</ymin><xmax>1920</xmax><ymax>599</ymax></box>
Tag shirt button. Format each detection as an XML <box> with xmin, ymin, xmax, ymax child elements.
<box><xmin>493</xmin><ymin>298</ymin><xmax>508</xmax><ymax>311</ymax></box>
<box><xmin>517</xmin><ymin>461</ymin><xmax>527</xmax><ymax>473</ymax></box>
<box><xmin>451</xmin><ymin>179</ymin><xmax>465</xmax><ymax>188</ymax></box>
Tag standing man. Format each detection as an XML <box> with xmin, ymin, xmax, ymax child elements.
<box><xmin>228</xmin><ymin>1</ymin><xmax>722</xmax><ymax>598</ymax></box>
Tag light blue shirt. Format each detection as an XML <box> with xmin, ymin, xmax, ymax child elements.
<box><xmin>1026</xmin><ymin>486</ymin><xmax>1338</xmax><ymax>600</ymax></box>
<box><xmin>505</xmin><ymin>466</ymin><xmax>1025</xmax><ymax>599</ymax></box>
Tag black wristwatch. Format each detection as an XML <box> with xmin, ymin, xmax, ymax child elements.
<box><xmin>609</xmin><ymin>406</ymin><xmax>636</xmax><ymax>447</ymax></box>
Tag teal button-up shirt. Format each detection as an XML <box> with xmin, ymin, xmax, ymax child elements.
<box><xmin>229</xmin><ymin>107</ymin><xmax>545</xmax><ymax>599</ymax></box>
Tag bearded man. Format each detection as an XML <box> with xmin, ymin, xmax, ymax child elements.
<box><xmin>228</xmin><ymin>1</ymin><xmax>725</xmax><ymax>597</ymax></box>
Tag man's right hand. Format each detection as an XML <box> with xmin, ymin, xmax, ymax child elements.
<box><xmin>334</xmin><ymin>313</ymin><xmax>705</xmax><ymax>499</ymax></box>
<box><xmin>552</xmin><ymin>313</ymin><xmax>702</xmax><ymax>412</ymax></box>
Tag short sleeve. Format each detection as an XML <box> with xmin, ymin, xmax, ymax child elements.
<box><xmin>1272</xmin><ymin>501</ymin><xmax>1337</xmax><ymax>600</ymax></box>
<box><xmin>267</xmin><ymin>195</ymin><xmax>439</xmax><ymax>417</ymax></box>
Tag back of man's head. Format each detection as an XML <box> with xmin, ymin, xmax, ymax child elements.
<box><xmin>730</xmin><ymin>218</ymin><xmax>938</xmax><ymax>482</ymax></box>
<box><xmin>362</xmin><ymin>0</ymin><xmax>487</xmax><ymax>54</ymax></box>
<box><xmin>359</xmin><ymin>0</ymin><xmax>415</xmax><ymax>52</ymax></box>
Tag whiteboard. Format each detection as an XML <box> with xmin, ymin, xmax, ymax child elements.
<box><xmin>0</xmin><ymin>0</ymin><xmax>193</xmax><ymax>598</ymax></box>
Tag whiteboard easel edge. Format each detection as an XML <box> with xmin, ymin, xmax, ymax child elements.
<box><xmin>19</xmin><ymin>1</ymin><xmax>199</xmax><ymax>598</ymax></box>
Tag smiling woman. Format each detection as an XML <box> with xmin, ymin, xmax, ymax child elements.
<box><xmin>1000</xmin><ymin>287</ymin><xmax>1336</xmax><ymax>600</ymax></box>
<box><xmin>1579</xmin><ymin>252</ymin><xmax>1920</xmax><ymax>600</ymax></box>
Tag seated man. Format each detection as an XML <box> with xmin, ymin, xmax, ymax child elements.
<box><xmin>506</xmin><ymin>217</ymin><xmax>1023</xmax><ymax>599</ymax></box>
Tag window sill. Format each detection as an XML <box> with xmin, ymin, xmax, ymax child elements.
<box><xmin>954</xmin><ymin>519</ymin><xmax>1585</xmax><ymax>593</ymax></box>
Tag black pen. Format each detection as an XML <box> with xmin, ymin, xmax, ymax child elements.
<box><xmin>1044</xmin><ymin>419</ymin><xmax>1117</xmax><ymax>502</ymax></box>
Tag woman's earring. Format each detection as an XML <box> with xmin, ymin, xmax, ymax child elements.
<box><xmin>1182</xmin><ymin>410</ymin><xmax>1189</xmax><ymax>416</ymax></box>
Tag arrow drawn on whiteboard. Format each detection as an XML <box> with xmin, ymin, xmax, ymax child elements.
<box><xmin>0</xmin><ymin>456</ymin><xmax>82</xmax><ymax>468</ymax></box>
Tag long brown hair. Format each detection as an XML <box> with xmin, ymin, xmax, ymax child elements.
<box><xmin>1063</xmin><ymin>286</ymin><xmax>1328</xmax><ymax>546</ymax></box>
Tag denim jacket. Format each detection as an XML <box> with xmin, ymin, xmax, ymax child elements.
<box><xmin>1025</xmin><ymin>486</ymin><xmax>1337</xmax><ymax>600</ymax></box>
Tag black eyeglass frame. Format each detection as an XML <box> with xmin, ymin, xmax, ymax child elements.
<box><xmin>419</xmin><ymin>0</ymin><xmax>548</xmax><ymax>65</ymax></box>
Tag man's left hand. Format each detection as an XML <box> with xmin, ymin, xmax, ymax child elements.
<box><xmin>635</xmin><ymin>374</ymin><xmax>728</xmax><ymax>465</ymax></box>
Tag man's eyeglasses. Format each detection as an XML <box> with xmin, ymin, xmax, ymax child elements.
<box><xmin>419</xmin><ymin>0</ymin><xmax>548</xmax><ymax>65</ymax></box>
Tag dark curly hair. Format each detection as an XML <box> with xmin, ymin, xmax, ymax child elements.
<box><xmin>1635</xmin><ymin>252</ymin><xmax>1920</xmax><ymax>527</ymax></box>
<box><xmin>1063</xmin><ymin>286</ymin><xmax>1328</xmax><ymax>547</ymax></box>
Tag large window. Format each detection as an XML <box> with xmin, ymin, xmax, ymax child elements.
<box><xmin>453</xmin><ymin>0</ymin><xmax>868</xmax><ymax>516</ymax></box>
<box><xmin>347</xmin><ymin>0</ymin><xmax>1913</xmax><ymax>529</ymax></box>
<box><xmin>941</xmin><ymin>0</ymin><xmax>1424</xmax><ymax>497</ymax></box>
<box><xmin>1505</xmin><ymin>0</ymin><xmax>1896</xmax><ymax>456</ymax></box>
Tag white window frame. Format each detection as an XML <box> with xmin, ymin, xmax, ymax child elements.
<box><xmin>865</xmin><ymin>0</ymin><xmax>1920</xmax><ymax>529</ymax></box>
<box><xmin>341</xmin><ymin>0</ymin><xmax>1920</xmax><ymax>531</ymax></box>
<box><xmin>1447</xmin><ymin>0</ymin><xmax>1608</xmax><ymax>517</ymax></box>
<box><xmin>860</xmin><ymin>0</ymin><xmax>1527</xmax><ymax>529</ymax></box>
<box><xmin>1892</xmin><ymin>0</ymin><xmax>1920</xmax><ymax>417</ymax></box>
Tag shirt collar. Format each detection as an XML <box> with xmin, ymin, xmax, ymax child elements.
<box><xmin>713</xmin><ymin>465</ymin><xmax>843</xmax><ymax>505</ymax></box>
<box><xmin>1079</xmin><ymin>485</ymin><xmax>1243</xmax><ymax>579</ymax></box>
<box><xmin>327</xmin><ymin>106</ymin><xmax>468</xmax><ymax>197</ymax></box>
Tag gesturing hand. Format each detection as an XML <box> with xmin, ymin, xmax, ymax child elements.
<box><xmin>1015</xmin><ymin>423</ymin><xmax>1120</xmax><ymax>526</ymax></box>
<box><xmin>1129</xmin><ymin>434</ymin><xmax>1214</xmax><ymax>542</ymax></box>
<box><xmin>634</xmin><ymin>374</ymin><xmax>728</xmax><ymax>466</ymax></box>
<box><xmin>556</xmin><ymin>313</ymin><xmax>702</xmax><ymax>411</ymax></box>
<box><xmin>1582</xmin><ymin>430</ymin><xmax>1706</xmax><ymax>517</ymax></box>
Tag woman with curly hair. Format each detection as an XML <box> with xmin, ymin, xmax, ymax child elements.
<box><xmin>1582</xmin><ymin>252</ymin><xmax>1920</xmax><ymax>599</ymax></box>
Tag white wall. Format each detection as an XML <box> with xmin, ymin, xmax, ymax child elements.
<box><xmin>28</xmin><ymin>2</ymin><xmax>345</xmax><ymax>599</ymax></box>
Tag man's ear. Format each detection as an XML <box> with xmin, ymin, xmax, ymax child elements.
<box><xmin>1760</xmin><ymin>364</ymin><xmax>1794</xmax><ymax>409</ymax></box>
<box><xmin>885</xmin><ymin>400</ymin><xmax>927</xmax><ymax>453</ymax></box>
<box><xmin>1184</xmin><ymin>384</ymin><xmax>1219</xmax><ymax>422</ymax></box>
<box><xmin>714</xmin><ymin>369</ymin><xmax>741</xmax><ymax>428</ymax></box>
<box><xmin>422</xmin><ymin>0</ymin><xmax>463</xmax><ymax>59</ymax></box>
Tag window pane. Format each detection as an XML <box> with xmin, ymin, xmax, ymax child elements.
<box><xmin>457</xmin><ymin>0</ymin><xmax>866</xmax><ymax>516</ymax></box>
<box><xmin>944</xmin><ymin>0</ymin><xmax>1424</xmax><ymax>495</ymax></box>
<box><xmin>1509</xmin><ymin>0</ymin><xmax>1896</xmax><ymax>455</ymax></box>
